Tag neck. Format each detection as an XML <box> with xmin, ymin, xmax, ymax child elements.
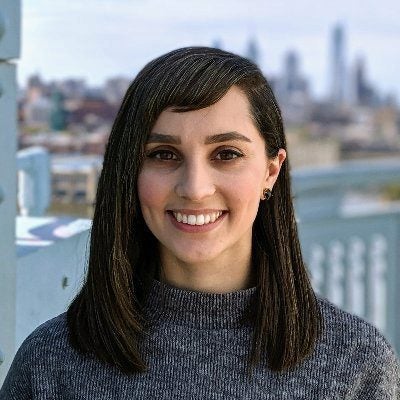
<box><xmin>159</xmin><ymin>247</ymin><xmax>255</xmax><ymax>294</ymax></box>
<box><xmin>144</xmin><ymin>278</ymin><xmax>257</xmax><ymax>329</ymax></box>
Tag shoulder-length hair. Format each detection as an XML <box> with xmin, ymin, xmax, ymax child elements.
<box><xmin>67</xmin><ymin>46</ymin><xmax>322</xmax><ymax>374</ymax></box>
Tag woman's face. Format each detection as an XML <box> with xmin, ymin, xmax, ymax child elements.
<box><xmin>138</xmin><ymin>86</ymin><xmax>285</xmax><ymax>268</ymax></box>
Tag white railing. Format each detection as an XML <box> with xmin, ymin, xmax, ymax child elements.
<box><xmin>293</xmin><ymin>160</ymin><xmax>400</xmax><ymax>354</ymax></box>
<box><xmin>17</xmin><ymin>146</ymin><xmax>51</xmax><ymax>216</ymax></box>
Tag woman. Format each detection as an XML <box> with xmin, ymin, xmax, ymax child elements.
<box><xmin>1</xmin><ymin>47</ymin><xmax>399</xmax><ymax>399</ymax></box>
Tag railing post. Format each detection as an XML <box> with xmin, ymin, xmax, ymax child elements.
<box><xmin>0</xmin><ymin>0</ymin><xmax>21</xmax><ymax>384</ymax></box>
<box><xmin>17</xmin><ymin>146</ymin><xmax>51</xmax><ymax>216</ymax></box>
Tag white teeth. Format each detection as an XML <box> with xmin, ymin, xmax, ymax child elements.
<box><xmin>196</xmin><ymin>215</ymin><xmax>205</xmax><ymax>225</ymax></box>
<box><xmin>188</xmin><ymin>215</ymin><xmax>197</xmax><ymax>225</ymax></box>
<box><xmin>172</xmin><ymin>211</ymin><xmax>223</xmax><ymax>225</ymax></box>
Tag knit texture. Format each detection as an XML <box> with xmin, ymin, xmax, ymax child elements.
<box><xmin>1</xmin><ymin>279</ymin><xmax>399</xmax><ymax>399</ymax></box>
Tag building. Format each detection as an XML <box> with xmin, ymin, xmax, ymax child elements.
<box><xmin>350</xmin><ymin>56</ymin><xmax>377</xmax><ymax>107</ymax></box>
<box><xmin>245</xmin><ymin>37</ymin><xmax>260</xmax><ymax>65</ymax></box>
<box><xmin>330</xmin><ymin>23</ymin><xmax>346</xmax><ymax>105</ymax></box>
<box><xmin>273</xmin><ymin>50</ymin><xmax>311</xmax><ymax>125</ymax></box>
<box><xmin>104</xmin><ymin>76</ymin><xmax>131</xmax><ymax>105</ymax></box>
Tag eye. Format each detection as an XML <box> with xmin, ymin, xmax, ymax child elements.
<box><xmin>214</xmin><ymin>149</ymin><xmax>244</xmax><ymax>161</ymax></box>
<box><xmin>146</xmin><ymin>149</ymin><xmax>179</xmax><ymax>161</ymax></box>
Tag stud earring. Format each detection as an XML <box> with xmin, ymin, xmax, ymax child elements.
<box><xmin>262</xmin><ymin>188</ymin><xmax>272</xmax><ymax>201</ymax></box>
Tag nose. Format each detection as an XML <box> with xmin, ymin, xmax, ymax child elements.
<box><xmin>174</xmin><ymin>159</ymin><xmax>216</xmax><ymax>201</ymax></box>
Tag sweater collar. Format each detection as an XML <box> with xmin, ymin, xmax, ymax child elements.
<box><xmin>144</xmin><ymin>279</ymin><xmax>257</xmax><ymax>329</ymax></box>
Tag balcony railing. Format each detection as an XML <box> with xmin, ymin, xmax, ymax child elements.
<box><xmin>293</xmin><ymin>159</ymin><xmax>400</xmax><ymax>353</ymax></box>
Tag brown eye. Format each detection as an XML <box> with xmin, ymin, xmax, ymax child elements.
<box><xmin>147</xmin><ymin>150</ymin><xmax>178</xmax><ymax>161</ymax></box>
<box><xmin>215</xmin><ymin>149</ymin><xmax>243</xmax><ymax>161</ymax></box>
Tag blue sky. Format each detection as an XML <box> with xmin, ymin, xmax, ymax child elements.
<box><xmin>20</xmin><ymin>0</ymin><xmax>400</xmax><ymax>99</ymax></box>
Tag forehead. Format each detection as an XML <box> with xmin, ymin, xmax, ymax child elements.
<box><xmin>151</xmin><ymin>86</ymin><xmax>261</xmax><ymax>142</ymax></box>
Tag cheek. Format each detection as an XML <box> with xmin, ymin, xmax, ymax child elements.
<box><xmin>137</xmin><ymin>171</ymin><xmax>168</xmax><ymax>212</ymax></box>
<box><xmin>221</xmin><ymin>170</ymin><xmax>264</xmax><ymax>220</ymax></box>
<box><xmin>224</xmin><ymin>167</ymin><xmax>264</xmax><ymax>199</ymax></box>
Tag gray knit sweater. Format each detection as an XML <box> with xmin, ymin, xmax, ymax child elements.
<box><xmin>1</xmin><ymin>279</ymin><xmax>399</xmax><ymax>399</ymax></box>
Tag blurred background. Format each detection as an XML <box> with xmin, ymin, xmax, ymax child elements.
<box><xmin>18</xmin><ymin>0</ymin><xmax>400</xmax><ymax>217</ymax></box>
<box><xmin>1</xmin><ymin>0</ymin><xmax>400</xmax><ymax>383</ymax></box>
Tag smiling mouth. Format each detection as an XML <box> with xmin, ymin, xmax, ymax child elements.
<box><xmin>169</xmin><ymin>211</ymin><xmax>225</xmax><ymax>226</ymax></box>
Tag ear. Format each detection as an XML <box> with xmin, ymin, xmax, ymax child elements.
<box><xmin>264</xmin><ymin>149</ymin><xmax>286</xmax><ymax>191</ymax></box>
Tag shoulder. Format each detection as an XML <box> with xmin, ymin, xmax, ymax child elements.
<box><xmin>316</xmin><ymin>295</ymin><xmax>395</xmax><ymax>354</ymax></box>
<box><xmin>0</xmin><ymin>313</ymin><xmax>71</xmax><ymax>398</ymax></box>
<box><xmin>18</xmin><ymin>313</ymin><xmax>70</xmax><ymax>359</ymax></box>
<box><xmin>315</xmin><ymin>296</ymin><xmax>400</xmax><ymax>397</ymax></box>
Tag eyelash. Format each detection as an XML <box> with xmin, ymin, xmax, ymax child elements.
<box><xmin>145</xmin><ymin>148</ymin><xmax>244</xmax><ymax>162</ymax></box>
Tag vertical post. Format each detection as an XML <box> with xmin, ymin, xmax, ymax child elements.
<box><xmin>0</xmin><ymin>0</ymin><xmax>21</xmax><ymax>384</ymax></box>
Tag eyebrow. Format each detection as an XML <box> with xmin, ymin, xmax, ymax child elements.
<box><xmin>146</xmin><ymin>131</ymin><xmax>252</xmax><ymax>144</ymax></box>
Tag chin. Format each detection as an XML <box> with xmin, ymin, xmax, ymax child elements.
<box><xmin>176</xmin><ymin>253</ymin><xmax>217</xmax><ymax>266</ymax></box>
<box><xmin>167</xmin><ymin>246</ymin><xmax>221</xmax><ymax>266</ymax></box>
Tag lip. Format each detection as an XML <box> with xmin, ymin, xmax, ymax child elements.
<box><xmin>166</xmin><ymin>210</ymin><xmax>227</xmax><ymax>233</ymax></box>
<box><xmin>168</xmin><ymin>209</ymin><xmax>227</xmax><ymax>215</ymax></box>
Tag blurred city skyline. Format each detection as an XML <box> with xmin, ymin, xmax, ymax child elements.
<box><xmin>20</xmin><ymin>0</ymin><xmax>400</xmax><ymax>99</ymax></box>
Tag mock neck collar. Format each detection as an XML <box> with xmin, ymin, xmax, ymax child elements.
<box><xmin>144</xmin><ymin>279</ymin><xmax>257</xmax><ymax>329</ymax></box>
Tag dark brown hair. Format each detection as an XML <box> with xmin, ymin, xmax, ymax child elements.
<box><xmin>67</xmin><ymin>46</ymin><xmax>322</xmax><ymax>374</ymax></box>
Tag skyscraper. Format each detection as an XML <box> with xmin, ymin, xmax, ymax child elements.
<box><xmin>351</xmin><ymin>56</ymin><xmax>376</xmax><ymax>106</ymax></box>
<box><xmin>330</xmin><ymin>23</ymin><xmax>346</xmax><ymax>105</ymax></box>
<box><xmin>211</xmin><ymin>38</ymin><xmax>223</xmax><ymax>50</ymax></box>
<box><xmin>273</xmin><ymin>50</ymin><xmax>310</xmax><ymax>124</ymax></box>
<box><xmin>278</xmin><ymin>50</ymin><xmax>308</xmax><ymax>101</ymax></box>
<box><xmin>245</xmin><ymin>37</ymin><xmax>260</xmax><ymax>66</ymax></box>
